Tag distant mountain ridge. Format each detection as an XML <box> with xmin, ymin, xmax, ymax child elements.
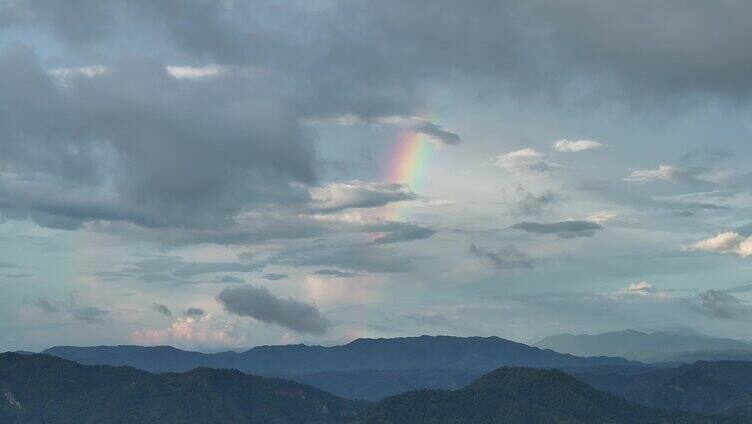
<box><xmin>43</xmin><ymin>335</ymin><xmax>639</xmax><ymax>376</ymax></box>
<box><xmin>536</xmin><ymin>330</ymin><xmax>752</xmax><ymax>362</ymax></box>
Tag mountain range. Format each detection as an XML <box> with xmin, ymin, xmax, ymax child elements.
<box><xmin>43</xmin><ymin>335</ymin><xmax>636</xmax><ymax>374</ymax></box>
<box><xmin>42</xmin><ymin>335</ymin><xmax>641</xmax><ymax>401</ymax></box>
<box><xmin>4</xmin><ymin>352</ymin><xmax>744</xmax><ymax>424</ymax></box>
<box><xmin>536</xmin><ymin>330</ymin><xmax>752</xmax><ymax>363</ymax></box>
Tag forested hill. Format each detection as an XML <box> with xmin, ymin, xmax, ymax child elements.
<box><xmin>351</xmin><ymin>367</ymin><xmax>736</xmax><ymax>424</ymax></box>
<box><xmin>0</xmin><ymin>352</ymin><xmax>362</xmax><ymax>424</ymax></box>
<box><xmin>576</xmin><ymin>360</ymin><xmax>752</xmax><ymax>414</ymax></box>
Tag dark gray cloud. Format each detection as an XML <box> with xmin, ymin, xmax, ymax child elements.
<box><xmin>183</xmin><ymin>307</ymin><xmax>205</xmax><ymax>318</ymax></box>
<box><xmin>313</xmin><ymin>270</ymin><xmax>359</xmax><ymax>278</ymax></box>
<box><xmin>0</xmin><ymin>45</ymin><xmax>315</xmax><ymax>236</ymax></box>
<box><xmin>512</xmin><ymin>188</ymin><xmax>558</xmax><ymax>216</ymax></box>
<box><xmin>70</xmin><ymin>306</ymin><xmax>109</xmax><ymax>323</ymax></box>
<box><xmin>695</xmin><ymin>289</ymin><xmax>750</xmax><ymax>319</ymax></box>
<box><xmin>510</xmin><ymin>220</ymin><xmax>603</xmax><ymax>239</ymax></box>
<box><xmin>151</xmin><ymin>303</ymin><xmax>172</xmax><ymax>317</ymax></box>
<box><xmin>215</xmin><ymin>275</ymin><xmax>244</xmax><ymax>283</ymax></box>
<box><xmin>35</xmin><ymin>297</ymin><xmax>59</xmax><ymax>313</ymax></box>
<box><xmin>0</xmin><ymin>261</ymin><xmax>16</xmax><ymax>268</ymax></box>
<box><xmin>259</xmin><ymin>273</ymin><xmax>288</xmax><ymax>281</ymax></box>
<box><xmin>469</xmin><ymin>243</ymin><xmax>534</xmax><ymax>270</ymax></box>
<box><xmin>365</xmin><ymin>221</ymin><xmax>437</xmax><ymax>245</ymax></box>
<box><xmin>217</xmin><ymin>284</ymin><xmax>330</xmax><ymax>334</ymax></box>
<box><xmin>5</xmin><ymin>0</ymin><xmax>751</xmax><ymax>112</ymax></box>
<box><xmin>33</xmin><ymin>296</ymin><xmax>108</xmax><ymax>323</ymax></box>
<box><xmin>374</xmin><ymin>116</ymin><xmax>460</xmax><ymax>146</ymax></box>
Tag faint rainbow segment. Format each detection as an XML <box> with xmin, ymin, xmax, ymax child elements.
<box><xmin>383</xmin><ymin>131</ymin><xmax>434</xmax><ymax>220</ymax></box>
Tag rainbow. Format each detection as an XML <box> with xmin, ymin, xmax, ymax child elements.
<box><xmin>383</xmin><ymin>131</ymin><xmax>435</xmax><ymax>220</ymax></box>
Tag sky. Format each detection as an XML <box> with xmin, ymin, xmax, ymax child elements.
<box><xmin>2</xmin><ymin>0</ymin><xmax>752</xmax><ymax>352</ymax></box>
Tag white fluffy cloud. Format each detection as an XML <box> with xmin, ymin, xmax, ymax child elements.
<box><xmin>496</xmin><ymin>148</ymin><xmax>560</xmax><ymax>175</ymax></box>
<box><xmin>687</xmin><ymin>231</ymin><xmax>752</xmax><ymax>257</ymax></box>
<box><xmin>131</xmin><ymin>313</ymin><xmax>245</xmax><ymax>348</ymax></box>
<box><xmin>308</xmin><ymin>181</ymin><xmax>417</xmax><ymax>212</ymax></box>
<box><xmin>623</xmin><ymin>165</ymin><xmax>708</xmax><ymax>185</ymax></box>
<box><xmin>552</xmin><ymin>139</ymin><xmax>602</xmax><ymax>152</ymax></box>
<box><xmin>613</xmin><ymin>281</ymin><xmax>670</xmax><ymax>299</ymax></box>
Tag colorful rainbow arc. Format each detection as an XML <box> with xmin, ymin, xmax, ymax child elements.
<box><xmin>383</xmin><ymin>131</ymin><xmax>435</xmax><ymax>220</ymax></box>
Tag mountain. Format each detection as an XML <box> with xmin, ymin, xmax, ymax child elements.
<box><xmin>536</xmin><ymin>330</ymin><xmax>752</xmax><ymax>362</ymax></box>
<box><xmin>291</xmin><ymin>369</ymin><xmax>484</xmax><ymax>400</ymax></box>
<box><xmin>0</xmin><ymin>352</ymin><xmax>362</xmax><ymax>424</ymax></box>
<box><xmin>44</xmin><ymin>335</ymin><xmax>638</xmax><ymax>376</ymax></box>
<box><xmin>576</xmin><ymin>361</ymin><xmax>752</xmax><ymax>414</ymax></box>
<box><xmin>655</xmin><ymin>350</ymin><xmax>752</xmax><ymax>365</ymax></box>
<box><xmin>350</xmin><ymin>367</ymin><xmax>723</xmax><ymax>424</ymax></box>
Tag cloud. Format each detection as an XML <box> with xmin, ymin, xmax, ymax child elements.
<box><xmin>623</xmin><ymin>165</ymin><xmax>709</xmax><ymax>185</ymax></box>
<box><xmin>686</xmin><ymin>231</ymin><xmax>752</xmax><ymax>258</ymax></box>
<box><xmin>132</xmin><ymin>313</ymin><xmax>245</xmax><ymax>349</ymax></box>
<box><xmin>214</xmin><ymin>275</ymin><xmax>244</xmax><ymax>283</ymax></box>
<box><xmin>151</xmin><ymin>303</ymin><xmax>172</xmax><ymax>317</ymax></box>
<box><xmin>552</xmin><ymin>139</ymin><xmax>602</xmax><ymax>152</ymax></box>
<box><xmin>510</xmin><ymin>220</ymin><xmax>603</xmax><ymax>239</ymax></box>
<box><xmin>308</xmin><ymin>181</ymin><xmax>418</xmax><ymax>212</ymax></box>
<box><xmin>183</xmin><ymin>307</ymin><xmax>205</xmax><ymax>318</ymax></box>
<box><xmin>366</xmin><ymin>221</ymin><xmax>436</xmax><ymax>245</ymax></box>
<box><xmin>496</xmin><ymin>149</ymin><xmax>560</xmax><ymax>175</ymax></box>
<box><xmin>259</xmin><ymin>273</ymin><xmax>288</xmax><ymax>281</ymax></box>
<box><xmin>70</xmin><ymin>307</ymin><xmax>109</xmax><ymax>323</ymax></box>
<box><xmin>696</xmin><ymin>289</ymin><xmax>750</xmax><ymax>319</ymax></box>
<box><xmin>7</xmin><ymin>0</ymin><xmax>752</xmax><ymax>103</ymax></box>
<box><xmin>469</xmin><ymin>243</ymin><xmax>534</xmax><ymax>270</ymax></box>
<box><xmin>313</xmin><ymin>270</ymin><xmax>359</xmax><ymax>278</ymax></box>
<box><xmin>165</xmin><ymin>64</ymin><xmax>225</xmax><ymax>79</ymax></box>
<box><xmin>118</xmin><ymin>257</ymin><xmax>261</xmax><ymax>282</ymax></box>
<box><xmin>512</xmin><ymin>188</ymin><xmax>558</xmax><ymax>216</ymax></box>
<box><xmin>35</xmin><ymin>297</ymin><xmax>59</xmax><ymax>314</ymax></box>
<box><xmin>272</xmin><ymin>245</ymin><xmax>416</xmax><ymax>273</ymax></box>
<box><xmin>612</xmin><ymin>281</ymin><xmax>670</xmax><ymax>299</ymax></box>
<box><xmin>0</xmin><ymin>46</ymin><xmax>316</xmax><ymax>236</ymax></box>
<box><xmin>375</xmin><ymin>116</ymin><xmax>460</xmax><ymax>146</ymax></box>
<box><xmin>33</xmin><ymin>296</ymin><xmax>109</xmax><ymax>323</ymax></box>
<box><xmin>217</xmin><ymin>285</ymin><xmax>330</xmax><ymax>334</ymax></box>
<box><xmin>586</xmin><ymin>211</ymin><xmax>619</xmax><ymax>224</ymax></box>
